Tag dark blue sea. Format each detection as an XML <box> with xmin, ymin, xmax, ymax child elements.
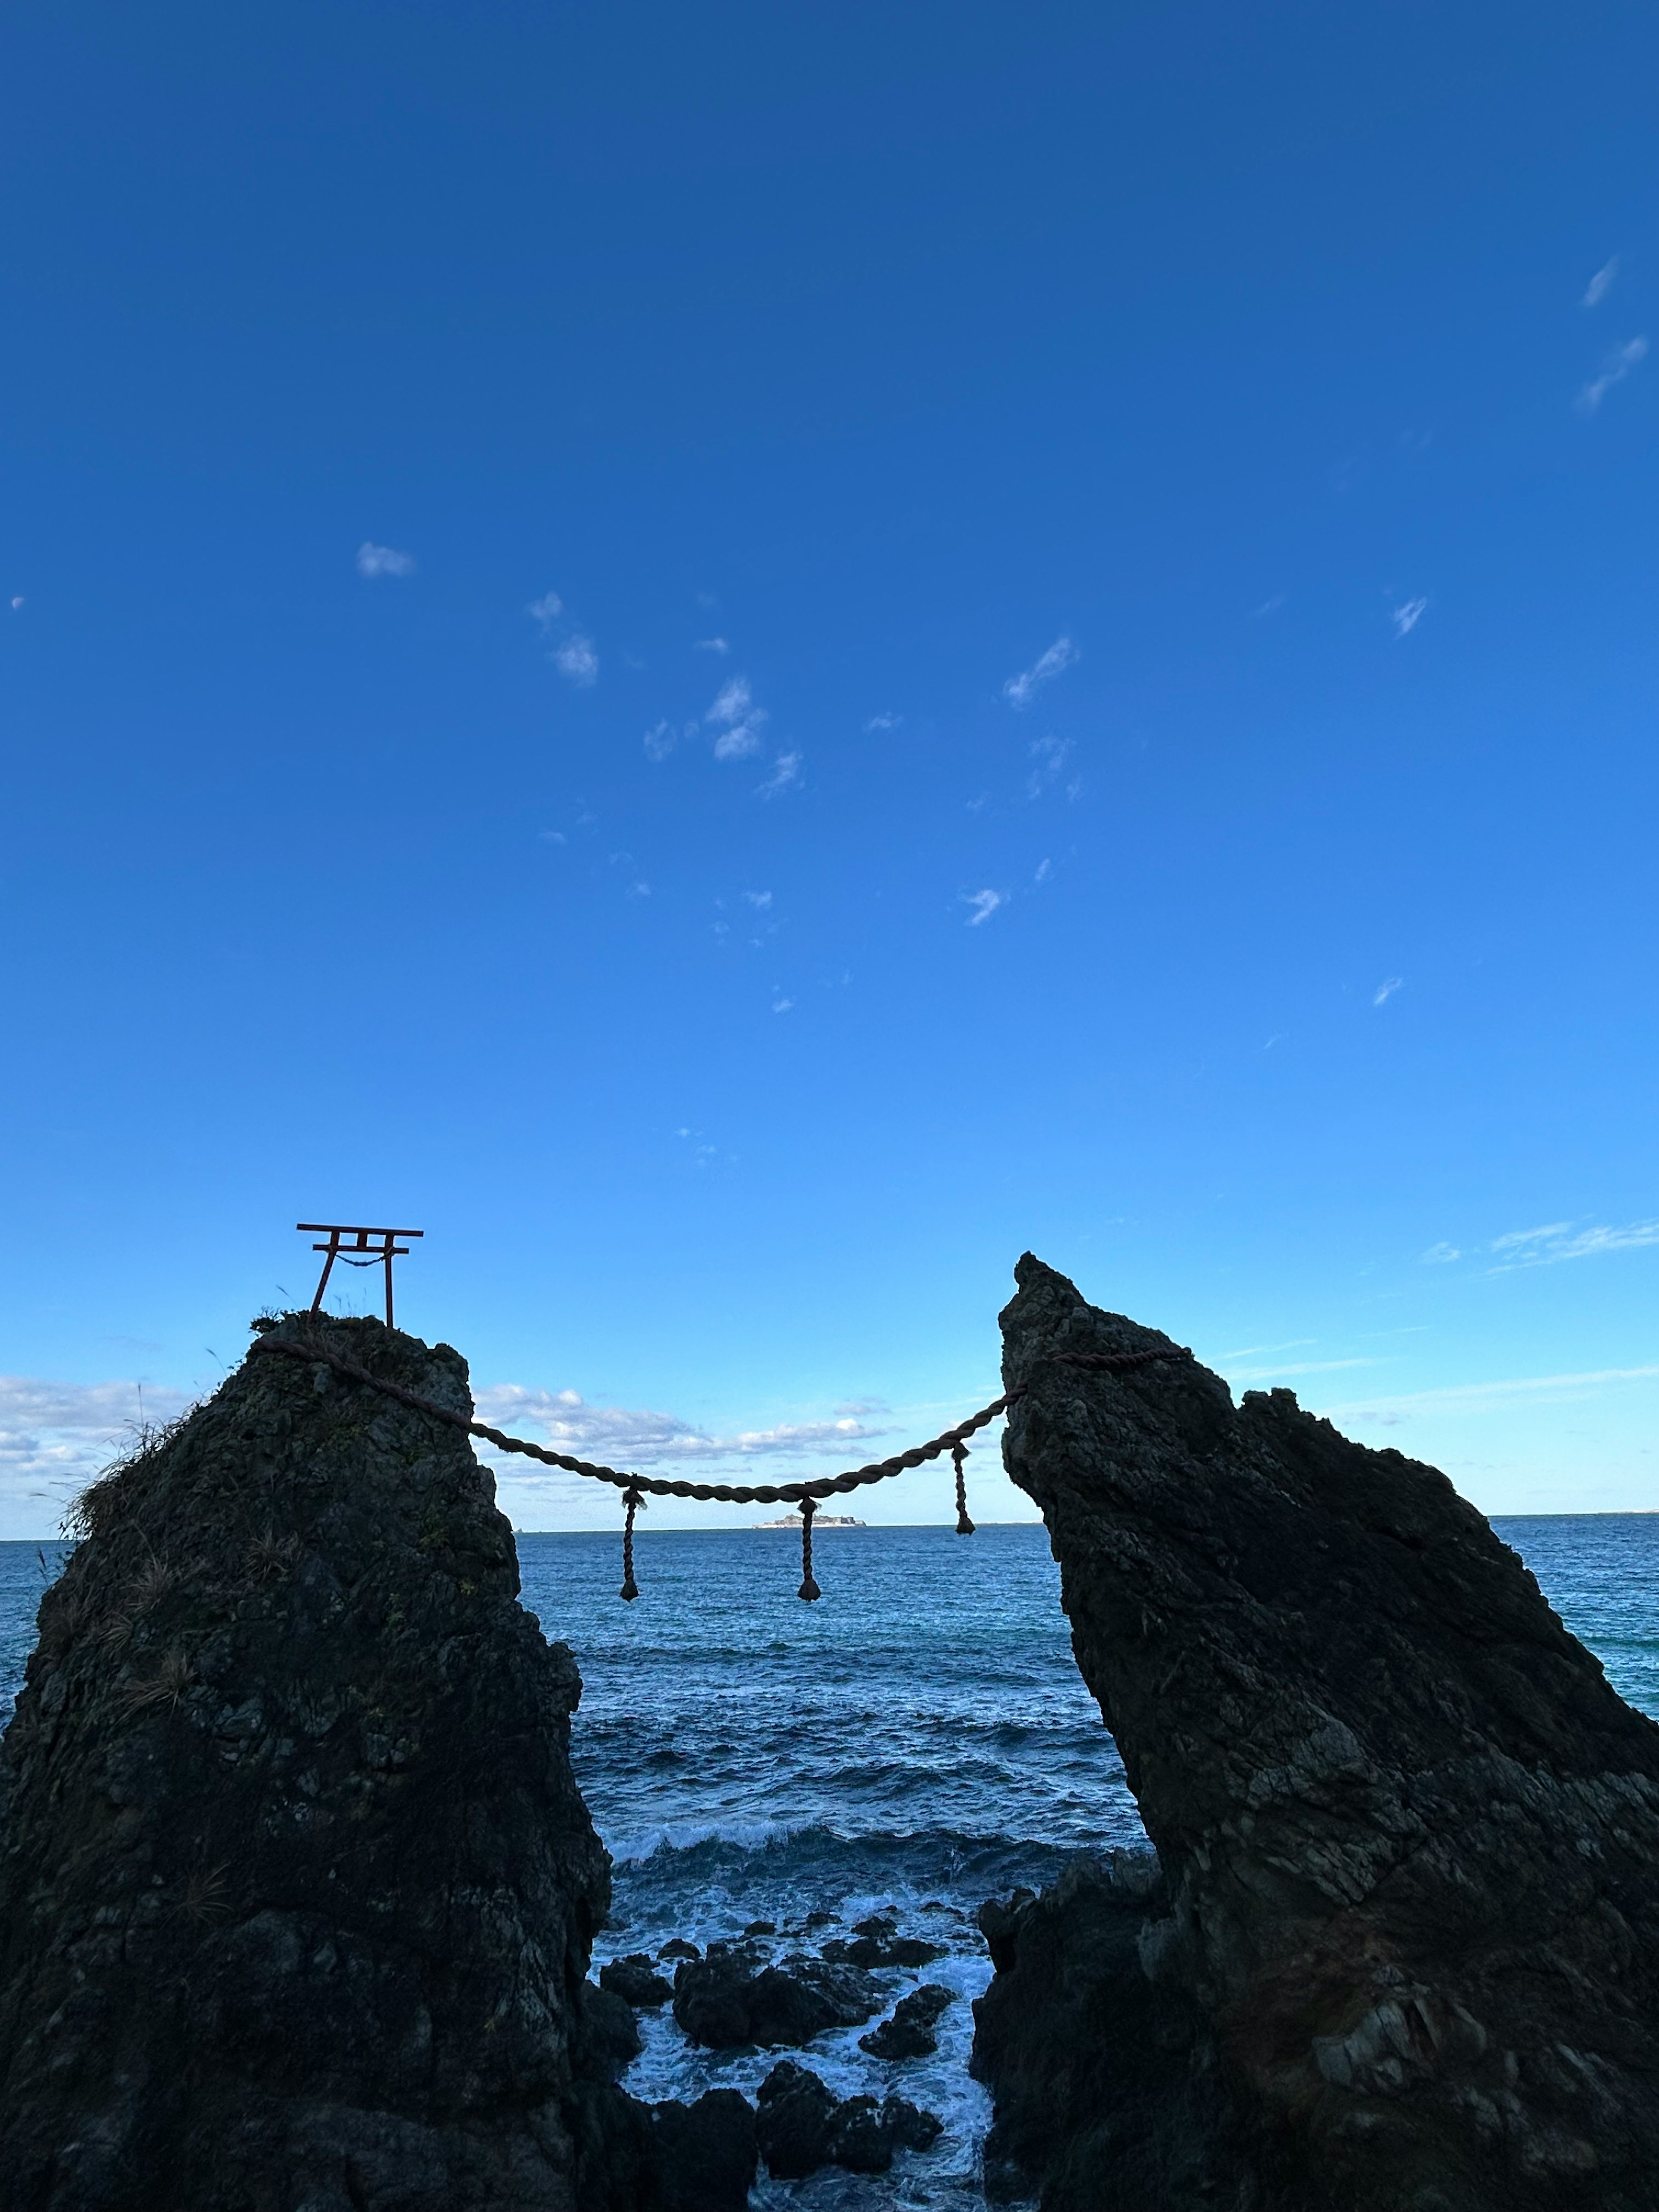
<box><xmin>4</xmin><ymin>1515</ymin><xmax>1658</xmax><ymax>2206</ymax></box>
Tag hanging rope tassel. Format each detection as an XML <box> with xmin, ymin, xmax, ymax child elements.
<box><xmin>798</xmin><ymin>1494</ymin><xmax>821</xmax><ymax>1602</ymax></box>
<box><xmin>620</xmin><ymin>1485</ymin><xmax>643</xmax><ymax>1601</ymax></box>
<box><xmin>953</xmin><ymin>1443</ymin><xmax>975</xmax><ymax>1535</ymax></box>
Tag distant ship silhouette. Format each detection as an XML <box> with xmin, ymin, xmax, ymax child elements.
<box><xmin>753</xmin><ymin>1513</ymin><xmax>865</xmax><ymax>1529</ymax></box>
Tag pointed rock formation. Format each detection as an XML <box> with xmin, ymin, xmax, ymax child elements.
<box><xmin>0</xmin><ymin>1314</ymin><xmax>748</xmax><ymax>2212</ymax></box>
<box><xmin>974</xmin><ymin>1255</ymin><xmax>1659</xmax><ymax>2212</ymax></box>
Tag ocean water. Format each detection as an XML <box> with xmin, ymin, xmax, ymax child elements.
<box><xmin>3</xmin><ymin>1514</ymin><xmax>1658</xmax><ymax>2205</ymax></box>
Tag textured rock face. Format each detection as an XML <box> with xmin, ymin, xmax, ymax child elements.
<box><xmin>671</xmin><ymin>1944</ymin><xmax>882</xmax><ymax>2048</ymax></box>
<box><xmin>0</xmin><ymin>1315</ymin><xmax>698</xmax><ymax>2212</ymax></box>
<box><xmin>977</xmin><ymin>1255</ymin><xmax>1659</xmax><ymax>2212</ymax></box>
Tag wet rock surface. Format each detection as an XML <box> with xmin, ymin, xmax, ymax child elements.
<box><xmin>976</xmin><ymin>1255</ymin><xmax>1659</xmax><ymax>2212</ymax></box>
<box><xmin>858</xmin><ymin>1982</ymin><xmax>955</xmax><ymax>2059</ymax></box>
<box><xmin>755</xmin><ymin>2059</ymin><xmax>942</xmax><ymax>2178</ymax></box>
<box><xmin>601</xmin><ymin>1955</ymin><xmax>675</xmax><ymax>2009</ymax></box>
<box><xmin>0</xmin><ymin>1315</ymin><xmax>744</xmax><ymax>2212</ymax></box>
<box><xmin>822</xmin><ymin>1913</ymin><xmax>946</xmax><ymax>1970</ymax></box>
<box><xmin>671</xmin><ymin>1942</ymin><xmax>882</xmax><ymax>2049</ymax></box>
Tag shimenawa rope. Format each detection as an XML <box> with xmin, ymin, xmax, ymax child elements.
<box><xmin>251</xmin><ymin>1329</ymin><xmax>1188</xmax><ymax>1601</ymax></box>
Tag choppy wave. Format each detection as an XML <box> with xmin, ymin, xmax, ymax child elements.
<box><xmin>6</xmin><ymin>1517</ymin><xmax>1659</xmax><ymax>2206</ymax></box>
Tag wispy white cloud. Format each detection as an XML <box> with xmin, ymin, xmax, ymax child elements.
<box><xmin>694</xmin><ymin>637</ymin><xmax>730</xmax><ymax>654</ymax></box>
<box><xmin>1220</xmin><ymin>1338</ymin><xmax>1316</xmax><ymax>1361</ymax></box>
<box><xmin>1323</xmin><ymin>1364</ymin><xmax>1659</xmax><ymax>1423</ymax></box>
<box><xmin>556</xmin><ymin>635</ymin><xmax>599</xmax><ymax>687</ymax></box>
<box><xmin>1577</xmin><ymin>336</ymin><xmax>1649</xmax><ymax>414</ymax></box>
<box><xmin>1391</xmin><ymin>597</ymin><xmax>1427</xmax><ymax>638</ymax></box>
<box><xmin>472</xmin><ymin>1385</ymin><xmax>890</xmax><ymax>1471</ymax></box>
<box><xmin>1003</xmin><ymin>636</ymin><xmax>1078</xmax><ymax>710</ymax></box>
<box><xmin>643</xmin><ymin>720</ymin><xmax>677</xmax><ymax>762</ymax></box>
<box><xmin>1373</xmin><ymin>976</ymin><xmax>1404</xmax><ymax>1006</ymax></box>
<box><xmin>707</xmin><ymin>675</ymin><xmax>769</xmax><ymax>760</ymax></box>
<box><xmin>1034</xmin><ymin>858</ymin><xmax>1052</xmax><ymax>884</ymax></box>
<box><xmin>709</xmin><ymin>676</ymin><xmax>753</xmax><ymax>723</ymax></box>
<box><xmin>1421</xmin><ymin>1241</ymin><xmax>1460</xmax><ymax>1264</ymax></box>
<box><xmin>757</xmin><ymin>750</ymin><xmax>802</xmax><ymax>798</ymax></box>
<box><xmin>9</xmin><ymin>596</ymin><xmax>22</xmax><ymax>612</ymax></box>
<box><xmin>540</xmin><ymin>829</ymin><xmax>568</xmax><ymax>846</ymax></box>
<box><xmin>357</xmin><ymin>542</ymin><xmax>415</xmax><ymax>579</ymax></box>
<box><xmin>527</xmin><ymin>590</ymin><xmax>564</xmax><ymax>630</ymax></box>
<box><xmin>1486</xmin><ymin>1219</ymin><xmax>1659</xmax><ymax>1271</ymax></box>
<box><xmin>864</xmin><ymin>712</ymin><xmax>901</xmax><ymax>733</ymax></box>
<box><xmin>744</xmin><ymin>890</ymin><xmax>773</xmax><ymax>909</ymax></box>
<box><xmin>1252</xmin><ymin>594</ymin><xmax>1286</xmax><ymax>618</ymax></box>
<box><xmin>1230</xmin><ymin>1357</ymin><xmax>1378</xmax><ymax>1382</ymax></box>
<box><xmin>1583</xmin><ymin>257</ymin><xmax>1620</xmax><ymax>308</ymax></box>
<box><xmin>1026</xmin><ymin>734</ymin><xmax>1077</xmax><ymax>799</ymax></box>
<box><xmin>963</xmin><ymin>889</ymin><xmax>1005</xmax><ymax>926</ymax></box>
<box><xmin>771</xmin><ymin>995</ymin><xmax>794</xmax><ymax>1014</ymax></box>
<box><xmin>0</xmin><ymin>1376</ymin><xmax>195</xmax><ymax>1516</ymax></box>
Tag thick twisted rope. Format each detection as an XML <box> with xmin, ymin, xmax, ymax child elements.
<box><xmin>249</xmin><ymin>1328</ymin><xmax>1189</xmax><ymax>1594</ymax></box>
<box><xmin>251</xmin><ymin>1332</ymin><xmax>1028</xmax><ymax>1503</ymax></box>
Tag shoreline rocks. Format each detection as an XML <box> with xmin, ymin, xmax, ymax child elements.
<box><xmin>755</xmin><ymin>2059</ymin><xmax>941</xmax><ymax>2178</ymax></box>
<box><xmin>671</xmin><ymin>1943</ymin><xmax>883</xmax><ymax>2049</ymax></box>
<box><xmin>975</xmin><ymin>1255</ymin><xmax>1659</xmax><ymax>2212</ymax></box>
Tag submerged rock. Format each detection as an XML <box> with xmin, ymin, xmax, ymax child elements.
<box><xmin>858</xmin><ymin>1982</ymin><xmax>956</xmax><ymax>2058</ymax></box>
<box><xmin>601</xmin><ymin>1954</ymin><xmax>675</xmax><ymax>2009</ymax></box>
<box><xmin>822</xmin><ymin>1929</ymin><xmax>945</xmax><ymax>1969</ymax></box>
<box><xmin>754</xmin><ymin>2059</ymin><xmax>941</xmax><ymax>2178</ymax></box>
<box><xmin>672</xmin><ymin>1947</ymin><xmax>881</xmax><ymax>2048</ymax></box>
<box><xmin>0</xmin><ymin>1314</ymin><xmax>744</xmax><ymax>2212</ymax></box>
<box><xmin>974</xmin><ymin>1255</ymin><xmax>1659</xmax><ymax>2212</ymax></box>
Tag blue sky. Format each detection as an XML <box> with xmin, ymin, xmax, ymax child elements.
<box><xmin>3</xmin><ymin>0</ymin><xmax>1656</xmax><ymax>1536</ymax></box>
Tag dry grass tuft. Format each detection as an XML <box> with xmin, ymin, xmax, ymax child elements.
<box><xmin>174</xmin><ymin>1862</ymin><xmax>233</xmax><ymax>1925</ymax></box>
<box><xmin>92</xmin><ymin>1610</ymin><xmax>135</xmax><ymax>1656</ymax></box>
<box><xmin>118</xmin><ymin>1645</ymin><xmax>193</xmax><ymax>1714</ymax></box>
<box><xmin>246</xmin><ymin>1528</ymin><xmax>301</xmax><ymax>1582</ymax></box>
<box><xmin>64</xmin><ymin>1410</ymin><xmax>196</xmax><ymax>1542</ymax></box>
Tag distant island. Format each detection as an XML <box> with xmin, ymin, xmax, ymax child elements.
<box><xmin>753</xmin><ymin>1513</ymin><xmax>865</xmax><ymax>1529</ymax></box>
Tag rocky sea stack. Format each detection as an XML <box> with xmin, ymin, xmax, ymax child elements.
<box><xmin>976</xmin><ymin>1255</ymin><xmax>1659</xmax><ymax>2212</ymax></box>
<box><xmin>0</xmin><ymin>1313</ymin><xmax>750</xmax><ymax>2212</ymax></box>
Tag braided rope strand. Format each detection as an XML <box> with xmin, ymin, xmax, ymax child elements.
<box><xmin>248</xmin><ymin>1330</ymin><xmax>1189</xmax><ymax>1603</ymax></box>
<box><xmin>798</xmin><ymin>1495</ymin><xmax>820</xmax><ymax>1602</ymax></box>
<box><xmin>620</xmin><ymin>1486</ymin><xmax>642</xmax><ymax>1602</ymax></box>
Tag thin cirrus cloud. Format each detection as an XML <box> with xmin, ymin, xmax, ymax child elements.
<box><xmin>1576</xmin><ymin>336</ymin><xmax>1649</xmax><ymax>415</ymax></box>
<box><xmin>1373</xmin><ymin>976</ymin><xmax>1404</xmax><ymax>1006</ymax></box>
<box><xmin>1227</xmin><ymin>1356</ymin><xmax>1379</xmax><ymax>1382</ymax></box>
<box><xmin>693</xmin><ymin>637</ymin><xmax>730</xmax><ymax>655</ymax></box>
<box><xmin>707</xmin><ymin>675</ymin><xmax>768</xmax><ymax>760</ymax></box>
<box><xmin>356</xmin><ymin>542</ymin><xmax>415</xmax><ymax>578</ymax></box>
<box><xmin>1583</xmin><ymin>257</ymin><xmax>1620</xmax><ymax>308</ymax></box>
<box><xmin>1003</xmin><ymin>636</ymin><xmax>1078</xmax><ymax>709</ymax></box>
<box><xmin>1391</xmin><ymin>597</ymin><xmax>1427</xmax><ymax>638</ymax></box>
<box><xmin>1026</xmin><ymin>734</ymin><xmax>1077</xmax><ymax>800</ymax></box>
<box><xmin>1421</xmin><ymin>1241</ymin><xmax>1461</xmax><ymax>1264</ymax></box>
<box><xmin>864</xmin><ymin>712</ymin><xmax>901</xmax><ymax>732</ymax></box>
<box><xmin>963</xmin><ymin>889</ymin><xmax>1005</xmax><ymax>926</ymax></box>
<box><xmin>757</xmin><ymin>750</ymin><xmax>802</xmax><ymax>798</ymax></box>
<box><xmin>1486</xmin><ymin>1219</ymin><xmax>1659</xmax><ymax>1271</ymax></box>
<box><xmin>1323</xmin><ymin>1364</ymin><xmax>1659</xmax><ymax>1424</ymax></box>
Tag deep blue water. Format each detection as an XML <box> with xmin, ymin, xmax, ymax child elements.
<box><xmin>4</xmin><ymin>1515</ymin><xmax>1658</xmax><ymax>2206</ymax></box>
